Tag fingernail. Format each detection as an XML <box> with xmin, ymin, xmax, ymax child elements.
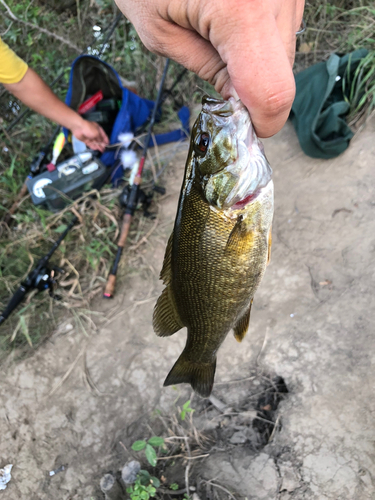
<box><xmin>231</xmin><ymin>88</ymin><xmax>240</xmax><ymax>101</ymax></box>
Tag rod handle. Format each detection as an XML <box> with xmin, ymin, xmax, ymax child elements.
<box><xmin>103</xmin><ymin>274</ymin><xmax>116</xmax><ymax>299</ymax></box>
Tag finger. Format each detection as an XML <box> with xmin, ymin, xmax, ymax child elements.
<box><xmin>97</xmin><ymin>124</ymin><xmax>109</xmax><ymax>144</ymax></box>
<box><xmin>129</xmin><ymin>17</ymin><xmax>232</xmax><ymax>96</ymax></box>
<box><xmin>135</xmin><ymin>15</ymin><xmax>293</xmax><ymax>138</ymax></box>
<box><xmin>210</xmin><ymin>8</ymin><xmax>296</xmax><ymax>137</ymax></box>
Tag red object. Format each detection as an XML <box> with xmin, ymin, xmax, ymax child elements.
<box><xmin>78</xmin><ymin>90</ymin><xmax>103</xmax><ymax>114</ymax></box>
<box><xmin>137</xmin><ymin>156</ymin><xmax>146</xmax><ymax>176</ymax></box>
<box><xmin>46</xmin><ymin>163</ymin><xmax>56</xmax><ymax>172</ymax></box>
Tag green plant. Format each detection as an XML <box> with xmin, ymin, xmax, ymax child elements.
<box><xmin>180</xmin><ymin>400</ymin><xmax>194</xmax><ymax>421</ymax></box>
<box><xmin>131</xmin><ymin>436</ymin><xmax>165</xmax><ymax>467</ymax></box>
<box><xmin>342</xmin><ymin>51</ymin><xmax>375</xmax><ymax>124</ymax></box>
<box><xmin>126</xmin><ymin>470</ymin><xmax>160</xmax><ymax>500</ymax></box>
<box><xmin>169</xmin><ymin>482</ymin><xmax>179</xmax><ymax>490</ymax></box>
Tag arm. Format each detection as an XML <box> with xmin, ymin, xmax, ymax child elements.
<box><xmin>115</xmin><ymin>0</ymin><xmax>304</xmax><ymax>138</ymax></box>
<box><xmin>4</xmin><ymin>67</ymin><xmax>109</xmax><ymax>151</ymax></box>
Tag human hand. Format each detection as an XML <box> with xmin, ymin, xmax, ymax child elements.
<box><xmin>71</xmin><ymin>119</ymin><xmax>109</xmax><ymax>152</ymax></box>
<box><xmin>115</xmin><ymin>0</ymin><xmax>304</xmax><ymax>138</ymax></box>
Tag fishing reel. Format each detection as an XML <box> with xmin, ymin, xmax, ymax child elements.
<box><xmin>118</xmin><ymin>183</ymin><xmax>166</xmax><ymax>219</ymax></box>
<box><xmin>26</xmin><ymin>264</ymin><xmax>65</xmax><ymax>300</ymax></box>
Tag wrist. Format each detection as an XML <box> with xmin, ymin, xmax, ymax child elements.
<box><xmin>65</xmin><ymin>112</ymin><xmax>85</xmax><ymax>135</ymax></box>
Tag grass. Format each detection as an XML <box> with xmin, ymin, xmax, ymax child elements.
<box><xmin>1</xmin><ymin>0</ymin><xmax>375</xmax><ymax>358</ymax></box>
<box><xmin>0</xmin><ymin>0</ymin><xmax>209</xmax><ymax>358</ymax></box>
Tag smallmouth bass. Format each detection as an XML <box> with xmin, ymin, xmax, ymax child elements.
<box><xmin>153</xmin><ymin>96</ymin><xmax>273</xmax><ymax>397</ymax></box>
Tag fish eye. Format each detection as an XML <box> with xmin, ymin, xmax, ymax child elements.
<box><xmin>195</xmin><ymin>132</ymin><xmax>210</xmax><ymax>156</ymax></box>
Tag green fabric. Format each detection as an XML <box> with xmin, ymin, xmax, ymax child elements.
<box><xmin>290</xmin><ymin>49</ymin><xmax>368</xmax><ymax>159</ymax></box>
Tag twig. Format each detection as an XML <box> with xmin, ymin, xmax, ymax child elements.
<box><xmin>0</xmin><ymin>0</ymin><xmax>81</xmax><ymax>52</ymax></box>
<box><xmin>46</xmin><ymin>347</ymin><xmax>85</xmax><ymax>397</ymax></box>
<box><xmin>129</xmin><ymin>219</ymin><xmax>158</xmax><ymax>251</ymax></box>
<box><xmin>157</xmin><ymin>453</ymin><xmax>209</xmax><ymax>461</ymax></box>
<box><xmin>268</xmin><ymin>414</ymin><xmax>281</xmax><ymax>443</ymax></box>
<box><xmin>256</xmin><ymin>327</ymin><xmax>269</xmax><ymax>365</ymax></box>
<box><xmin>215</xmin><ymin>375</ymin><xmax>256</xmax><ymax>386</ymax></box>
<box><xmin>202</xmin><ymin>480</ymin><xmax>238</xmax><ymax>500</ymax></box>
<box><xmin>208</xmin><ymin>394</ymin><xmax>227</xmax><ymax>413</ymax></box>
<box><xmin>182</xmin><ymin>431</ymin><xmax>191</xmax><ymax>498</ymax></box>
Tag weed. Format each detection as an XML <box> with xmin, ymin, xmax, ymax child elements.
<box><xmin>180</xmin><ymin>400</ymin><xmax>194</xmax><ymax>421</ymax></box>
<box><xmin>131</xmin><ymin>436</ymin><xmax>165</xmax><ymax>467</ymax></box>
<box><xmin>0</xmin><ymin>0</ymin><xmax>206</xmax><ymax>357</ymax></box>
<box><xmin>343</xmin><ymin>50</ymin><xmax>375</xmax><ymax>125</ymax></box>
<box><xmin>126</xmin><ymin>470</ymin><xmax>160</xmax><ymax>500</ymax></box>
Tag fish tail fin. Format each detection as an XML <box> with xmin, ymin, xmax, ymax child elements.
<box><xmin>163</xmin><ymin>350</ymin><xmax>216</xmax><ymax>398</ymax></box>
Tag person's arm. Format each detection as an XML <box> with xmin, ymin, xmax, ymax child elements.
<box><xmin>115</xmin><ymin>0</ymin><xmax>304</xmax><ymax>138</ymax></box>
<box><xmin>4</xmin><ymin>67</ymin><xmax>109</xmax><ymax>152</ymax></box>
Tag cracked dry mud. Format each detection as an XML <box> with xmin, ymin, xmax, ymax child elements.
<box><xmin>1</xmin><ymin>118</ymin><xmax>375</xmax><ymax>499</ymax></box>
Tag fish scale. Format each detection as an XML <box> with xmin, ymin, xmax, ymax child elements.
<box><xmin>153</xmin><ymin>96</ymin><xmax>273</xmax><ymax>397</ymax></box>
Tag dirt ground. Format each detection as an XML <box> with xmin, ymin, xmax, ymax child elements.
<box><xmin>1</xmin><ymin>117</ymin><xmax>375</xmax><ymax>500</ymax></box>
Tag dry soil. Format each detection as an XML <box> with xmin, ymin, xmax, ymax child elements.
<box><xmin>0</xmin><ymin>118</ymin><xmax>374</xmax><ymax>499</ymax></box>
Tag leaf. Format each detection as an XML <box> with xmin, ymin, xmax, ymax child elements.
<box><xmin>138</xmin><ymin>470</ymin><xmax>151</xmax><ymax>485</ymax></box>
<box><xmin>20</xmin><ymin>315</ymin><xmax>32</xmax><ymax>347</ymax></box>
<box><xmin>180</xmin><ymin>410</ymin><xmax>186</xmax><ymax>421</ymax></box>
<box><xmin>169</xmin><ymin>483</ymin><xmax>179</xmax><ymax>491</ymax></box>
<box><xmin>150</xmin><ymin>476</ymin><xmax>160</xmax><ymax>488</ymax></box>
<box><xmin>148</xmin><ymin>436</ymin><xmax>164</xmax><ymax>447</ymax></box>
<box><xmin>132</xmin><ymin>440</ymin><xmax>147</xmax><ymax>451</ymax></box>
<box><xmin>182</xmin><ymin>400</ymin><xmax>191</xmax><ymax>410</ymax></box>
<box><xmin>145</xmin><ymin>443</ymin><xmax>157</xmax><ymax>466</ymax></box>
<box><xmin>55</xmin><ymin>224</ymin><xmax>68</xmax><ymax>233</ymax></box>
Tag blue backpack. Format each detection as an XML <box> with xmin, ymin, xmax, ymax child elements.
<box><xmin>64</xmin><ymin>55</ymin><xmax>189</xmax><ymax>181</ymax></box>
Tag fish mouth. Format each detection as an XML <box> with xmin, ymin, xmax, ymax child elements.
<box><xmin>221</xmin><ymin>108</ymin><xmax>272</xmax><ymax>210</ymax></box>
<box><xmin>201</xmin><ymin>96</ymin><xmax>272</xmax><ymax>210</ymax></box>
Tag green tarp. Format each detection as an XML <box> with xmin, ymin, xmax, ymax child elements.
<box><xmin>290</xmin><ymin>48</ymin><xmax>368</xmax><ymax>159</ymax></box>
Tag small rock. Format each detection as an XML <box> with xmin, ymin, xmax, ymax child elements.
<box><xmin>281</xmin><ymin>468</ymin><xmax>301</xmax><ymax>492</ymax></box>
<box><xmin>0</xmin><ymin>464</ymin><xmax>13</xmax><ymax>491</ymax></box>
<box><xmin>100</xmin><ymin>473</ymin><xmax>116</xmax><ymax>492</ymax></box>
<box><xmin>229</xmin><ymin>431</ymin><xmax>247</xmax><ymax>444</ymax></box>
<box><xmin>121</xmin><ymin>460</ymin><xmax>141</xmax><ymax>484</ymax></box>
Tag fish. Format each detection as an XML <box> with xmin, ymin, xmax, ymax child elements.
<box><xmin>153</xmin><ymin>96</ymin><xmax>273</xmax><ymax>397</ymax></box>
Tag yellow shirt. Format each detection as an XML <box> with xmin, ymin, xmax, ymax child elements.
<box><xmin>0</xmin><ymin>37</ymin><xmax>28</xmax><ymax>84</ymax></box>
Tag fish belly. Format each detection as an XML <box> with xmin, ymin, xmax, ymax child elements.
<box><xmin>172</xmin><ymin>180</ymin><xmax>274</xmax><ymax>362</ymax></box>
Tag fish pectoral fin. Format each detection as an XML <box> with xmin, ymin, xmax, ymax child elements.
<box><xmin>164</xmin><ymin>349</ymin><xmax>216</xmax><ymax>398</ymax></box>
<box><xmin>153</xmin><ymin>285</ymin><xmax>183</xmax><ymax>337</ymax></box>
<box><xmin>160</xmin><ymin>231</ymin><xmax>173</xmax><ymax>284</ymax></box>
<box><xmin>225</xmin><ymin>215</ymin><xmax>248</xmax><ymax>254</ymax></box>
<box><xmin>233</xmin><ymin>299</ymin><xmax>253</xmax><ymax>342</ymax></box>
<box><xmin>267</xmin><ymin>225</ymin><xmax>272</xmax><ymax>266</ymax></box>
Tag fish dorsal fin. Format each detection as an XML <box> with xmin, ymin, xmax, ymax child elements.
<box><xmin>153</xmin><ymin>285</ymin><xmax>184</xmax><ymax>337</ymax></box>
<box><xmin>233</xmin><ymin>299</ymin><xmax>253</xmax><ymax>342</ymax></box>
<box><xmin>160</xmin><ymin>231</ymin><xmax>173</xmax><ymax>285</ymax></box>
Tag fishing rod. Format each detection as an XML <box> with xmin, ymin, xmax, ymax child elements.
<box><xmin>0</xmin><ymin>157</ymin><xmax>121</xmax><ymax>326</ymax></box>
<box><xmin>103</xmin><ymin>58</ymin><xmax>170</xmax><ymax>299</ymax></box>
<box><xmin>0</xmin><ymin>217</ymin><xmax>76</xmax><ymax>326</ymax></box>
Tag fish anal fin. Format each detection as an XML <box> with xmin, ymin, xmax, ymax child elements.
<box><xmin>160</xmin><ymin>231</ymin><xmax>173</xmax><ymax>284</ymax></box>
<box><xmin>164</xmin><ymin>350</ymin><xmax>216</xmax><ymax>398</ymax></box>
<box><xmin>153</xmin><ymin>285</ymin><xmax>183</xmax><ymax>337</ymax></box>
<box><xmin>267</xmin><ymin>225</ymin><xmax>272</xmax><ymax>265</ymax></box>
<box><xmin>233</xmin><ymin>299</ymin><xmax>253</xmax><ymax>342</ymax></box>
